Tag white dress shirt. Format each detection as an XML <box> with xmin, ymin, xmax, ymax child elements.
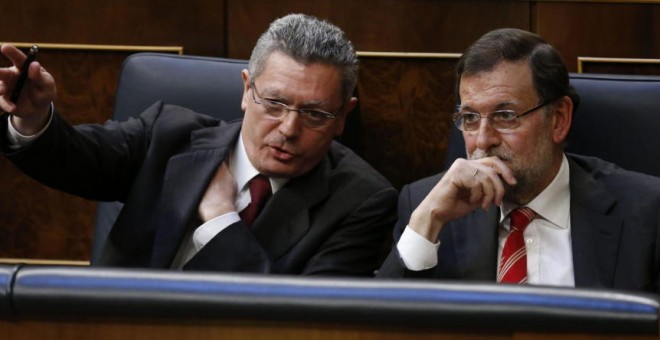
<box><xmin>6</xmin><ymin>103</ymin><xmax>54</xmax><ymax>150</ymax></box>
<box><xmin>398</xmin><ymin>155</ymin><xmax>575</xmax><ymax>287</ymax></box>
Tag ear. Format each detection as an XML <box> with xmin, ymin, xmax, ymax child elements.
<box><xmin>333</xmin><ymin>96</ymin><xmax>358</xmax><ymax>137</ymax></box>
<box><xmin>551</xmin><ymin>95</ymin><xmax>573</xmax><ymax>144</ymax></box>
<box><xmin>240</xmin><ymin>69</ymin><xmax>250</xmax><ymax>112</ymax></box>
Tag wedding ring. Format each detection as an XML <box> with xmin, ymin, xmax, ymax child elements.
<box><xmin>472</xmin><ymin>168</ymin><xmax>479</xmax><ymax>177</ymax></box>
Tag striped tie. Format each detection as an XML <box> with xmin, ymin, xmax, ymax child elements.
<box><xmin>498</xmin><ymin>207</ymin><xmax>535</xmax><ymax>284</ymax></box>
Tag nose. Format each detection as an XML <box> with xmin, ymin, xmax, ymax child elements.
<box><xmin>278</xmin><ymin>109</ymin><xmax>303</xmax><ymax>137</ymax></box>
<box><xmin>474</xmin><ymin>117</ymin><xmax>501</xmax><ymax>151</ymax></box>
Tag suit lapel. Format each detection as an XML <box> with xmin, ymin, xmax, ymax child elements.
<box><xmin>150</xmin><ymin>122</ymin><xmax>241</xmax><ymax>267</ymax></box>
<box><xmin>251</xmin><ymin>156</ymin><xmax>330</xmax><ymax>260</ymax></box>
<box><xmin>568</xmin><ymin>157</ymin><xmax>622</xmax><ymax>288</ymax></box>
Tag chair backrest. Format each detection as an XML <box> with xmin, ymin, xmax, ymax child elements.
<box><xmin>91</xmin><ymin>53</ymin><xmax>248</xmax><ymax>264</ymax></box>
<box><xmin>442</xmin><ymin>72</ymin><xmax>660</xmax><ymax>177</ymax></box>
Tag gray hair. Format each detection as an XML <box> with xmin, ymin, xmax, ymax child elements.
<box><xmin>248</xmin><ymin>13</ymin><xmax>358</xmax><ymax>103</ymax></box>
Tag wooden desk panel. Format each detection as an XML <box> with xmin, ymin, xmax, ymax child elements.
<box><xmin>10</xmin><ymin>317</ymin><xmax>652</xmax><ymax>340</ymax></box>
<box><xmin>2</xmin><ymin>318</ymin><xmax>517</xmax><ymax>340</ymax></box>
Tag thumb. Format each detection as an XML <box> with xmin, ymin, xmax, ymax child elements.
<box><xmin>26</xmin><ymin>61</ymin><xmax>56</xmax><ymax>104</ymax></box>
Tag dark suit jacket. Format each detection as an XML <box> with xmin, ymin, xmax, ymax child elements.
<box><xmin>378</xmin><ymin>154</ymin><xmax>660</xmax><ymax>292</ymax></box>
<box><xmin>3</xmin><ymin>102</ymin><xmax>397</xmax><ymax>276</ymax></box>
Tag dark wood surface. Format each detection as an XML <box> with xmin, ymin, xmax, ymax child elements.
<box><xmin>2</xmin><ymin>318</ymin><xmax>655</xmax><ymax>340</ymax></box>
<box><xmin>0</xmin><ymin>0</ymin><xmax>658</xmax><ymax>261</ymax></box>
<box><xmin>0</xmin><ymin>1</ymin><xmax>223</xmax><ymax>56</ymax></box>
<box><xmin>536</xmin><ymin>2</ymin><xmax>660</xmax><ymax>72</ymax></box>
<box><xmin>356</xmin><ymin>55</ymin><xmax>460</xmax><ymax>189</ymax></box>
<box><xmin>580</xmin><ymin>60</ymin><xmax>660</xmax><ymax>75</ymax></box>
<box><xmin>224</xmin><ymin>0</ymin><xmax>530</xmax><ymax>58</ymax></box>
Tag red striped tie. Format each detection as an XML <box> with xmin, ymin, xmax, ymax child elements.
<box><xmin>498</xmin><ymin>207</ymin><xmax>535</xmax><ymax>284</ymax></box>
<box><xmin>239</xmin><ymin>174</ymin><xmax>272</xmax><ymax>227</ymax></box>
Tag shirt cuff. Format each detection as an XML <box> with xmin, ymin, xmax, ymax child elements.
<box><xmin>6</xmin><ymin>102</ymin><xmax>54</xmax><ymax>150</ymax></box>
<box><xmin>192</xmin><ymin>211</ymin><xmax>240</xmax><ymax>251</ymax></box>
<box><xmin>396</xmin><ymin>225</ymin><xmax>440</xmax><ymax>271</ymax></box>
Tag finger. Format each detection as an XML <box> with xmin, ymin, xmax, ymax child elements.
<box><xmin>0</xmin><ymin>45</ymin><xmax>20</xmax><ymax>103</ymax></box>
<box><xmin>0</xmin><ymin>44</ymin><xmax>27</xmax><ymax>69</ymax></box>
<box><xmin>447</xmin><ymin>159</ymin><xmax>497</xmax><ymax>209</ymax></box>
<box><xmin>472</xmin><ymin>162</ymin><xmax>507</xmax><ymax>205</ymax></box>
<box><xmin>483</xmin><ymin>167</ymin><xmax>506</xmax><ymax>209</ymax></box>
<box><xmin>471</xmin><ymin>169</ymin><xmax>495</xmax><ymax>209</ymax></box>
<box><xmin>27</xmin><ymin>62</ymin><xmax>42</xmax><ymax>83</ymax></box>
<box><xmin>463</xmin><ymin>158</ymin><xmax>508</xmax><ymax>207</ymax></box>
<box><xmin>480</xmin><ymin>156</ymin><xmax>517</xmax><ymax>186</ymax></box>
<box><xmin>0</xmin><ymin>48</ymin><xmax>29</xmax><ymax>110</ymax></box>
<box><xmin>468</xmin><ymin>179</ymin><xmax>484</xmax><ymax>205</ymax></box>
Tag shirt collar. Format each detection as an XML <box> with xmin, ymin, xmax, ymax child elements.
<box><xmin>231</xmin><ymin>132</ymin><xmax>288</xmax><ymax>194</ymax></box>
<box><xmin>500</xmin><ymin>154</ymin><xmax>570</xmax><ymax>229</ymax></box>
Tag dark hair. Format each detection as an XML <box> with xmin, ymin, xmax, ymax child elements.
<box><xmin>249</xmin><ymin>13</ymin><xmax>358</xmax><ymax>103</ymax></box>
<box><xmin>455</xmin><ymin>28</ymin><xmax>579</xmax><ymax>110</ymax></box>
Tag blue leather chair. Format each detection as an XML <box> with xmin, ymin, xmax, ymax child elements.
<box><xmin>443</xmin><ymin>73</ymin><xmax>660</xmax><ymax>176</ymax></box>
<box><xmin>92</xmin><ymin>53</ymin><xmax>248</xmax><ymax>264</ymax></box>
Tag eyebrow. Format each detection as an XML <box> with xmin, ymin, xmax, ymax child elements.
<box><xmin>458</xmin><ymin>101</ymin><xmax>518</xmax><ymax>113</ymax></box>
<box><xmin>494</xmin><ymin>101</ymin><xmax>517</xmax><ymax>111</ymax></box>
<box><xmin>260</xmin><ymin>88</ymin><xmax>333</xmax><ymax>109</ymax></box>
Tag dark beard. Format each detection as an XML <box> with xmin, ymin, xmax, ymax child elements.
<box><xmin>503</xmin><ymin>177</ymin><xmax>536</xmax><ymax>206</ymax></box>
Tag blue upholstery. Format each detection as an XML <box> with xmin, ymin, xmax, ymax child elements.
<box><xmin>111</xmin><ymin>53</ymin><xmax>248</xmax><ymax>122</ymax></box>
<box><xmin>443</xmin><ymin>73</ymin><xmax>660</xmax><ymax>176</ymax></box>
<box><xmin>6</xmin><ymin>265</ymin><xmax>658</xmax><ymax>334</ymax></box>
<box><xmin>92</xmin><ymin>53</ymin><xmax>248</xmax><ymax>264</ymax></box>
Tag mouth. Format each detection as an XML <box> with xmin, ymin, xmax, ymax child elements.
<box><xmin>269</xmin><ymin>145</ymin><xmax>295</xmax><ymax>161</ymax></box>
<box><xmin>471</xmin><ymin>148</ymin><xmax>511</xmax><ymax>162</ymax></box>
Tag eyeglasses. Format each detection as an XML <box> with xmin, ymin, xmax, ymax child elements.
<box><xmin>250</xmin><ymin>80</ymin><xmax>338</xmax><ymax>128</ymax></box>
<box><xmin>452</xmin><ymin>101</ymin><xmax>550</xmax><ymax>132</ymax></box>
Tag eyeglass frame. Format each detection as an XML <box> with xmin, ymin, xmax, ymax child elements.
<box><xmin>452</xmin><ymin>100</ymin><xmax>552</xmax><ymax>132</ymax></box>
<box><xmin>249</xmin><ymin>79</ymin><xmax>339</xmax><ymax>128</ymax></box>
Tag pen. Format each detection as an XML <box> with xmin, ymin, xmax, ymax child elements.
<box><xmin>10</xmin><ymin>45</ymin><xmax>39</xmax><ymax>104</ymax></box>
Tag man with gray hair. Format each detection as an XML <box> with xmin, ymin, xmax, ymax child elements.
<box><xmin>0</xmin><ymin>14</ymin><xmax>397</xmax><ymax>276</ymax></box>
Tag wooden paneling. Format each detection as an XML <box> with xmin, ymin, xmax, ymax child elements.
<box><xmin>356</xmin><ymin>53</ymin><xmax>460</xmax><ymax>189</ymax></box>
<box><xmin>225</xmin><ymin>0</ymin><xmax>531</xmax><ymax>59</ymax></box>
<box><xmin>3</xmin><ymin>318</ymin><xmax>653</xmax><ymax>340</ymax></box>
<box><xmin>0</xmin><ymin>1</ymin><xmax>223</xmax><ymax>57</ymax></box>
<box><xmin>536</xmin><ymin>2</ymin><xmax>660</xmax><ymax>72</ymax></box>
<box><xmin>0</xmin><ymin>318</ymin><xmax>584</xmax><ymax>340</ymax></box>
<box><xmin>578</xmin><ymin>57</ymin><xmax>660</xmax><ymax>75</ymax></box>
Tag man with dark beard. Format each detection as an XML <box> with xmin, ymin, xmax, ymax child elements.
<box><xmin>378</xmin><ymin>28</ymin><xmax>660</xmax><ymax>292</ymax></box>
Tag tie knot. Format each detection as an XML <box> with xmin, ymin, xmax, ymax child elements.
<box><xmin>249</xmin><ymin>174</ymin><xmax>272</xmax><ymax>204</ymax></box>
<box><xmin>509</xmin><ymin>207</ymin><xmax>535</xmax><ymax>232</ymax></box>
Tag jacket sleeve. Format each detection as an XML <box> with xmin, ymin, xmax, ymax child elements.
<box><xmin>377</xmin><ymin>183</ymin><xmax>437</xmax><ymax>279</ymax></box>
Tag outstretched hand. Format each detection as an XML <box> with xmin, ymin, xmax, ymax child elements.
<box><xmin>0</xmin><ymin>44</ymin><xmax>56</xmax><ymax>135</ymax></box>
